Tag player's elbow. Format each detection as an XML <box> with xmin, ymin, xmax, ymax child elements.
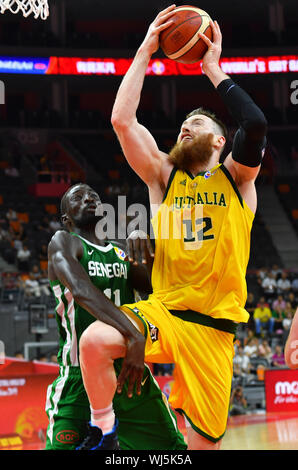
<box><xmin>111</xmin><ymin>110</ymin><xmax>131</xmax><ymax>132</ymax></box>
<box><xmin>243</xmin><ymin>106</ymin><xmax>268</xmax><ymax>137</ymax></box>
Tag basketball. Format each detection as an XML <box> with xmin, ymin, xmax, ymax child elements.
<box><xmin>160</xmin><ymin>5</ymin><xmax>213</xmax><ymax>64</ymax></box>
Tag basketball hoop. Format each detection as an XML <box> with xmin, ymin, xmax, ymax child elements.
<box><xmin>0</xmin><ymin>0</ymin><xmax>49</xmax><ymax>20</ymax></box>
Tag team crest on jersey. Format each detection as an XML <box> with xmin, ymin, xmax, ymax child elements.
<box><xmin>113</xmin><ymin>246</ymin><xmax>126</xmax><ymax>261</ymax></box>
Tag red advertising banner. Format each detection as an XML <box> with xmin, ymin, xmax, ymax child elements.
<box><xmin>48</xmin><ymin>55</ymin><xmax>298</xmax><ymax>77</ymax></box>
<box><xmin>1</xmin><ymin>55</ymin><xmax>298</xmax><ymax>76</ymax></box>
<box><xmin>0</xmin><ymin>358</ymin><xmax>182</xmax><ymax>449</ymax></box>
<box><xmin>0</xmin><ymin>358</ymin><xmax>58</xmax><ymax>448</ymax></box>
<box><xmin>265</xmin><ymin>368</ymin><xmax>298</xmax><ymax>413</ymax></box>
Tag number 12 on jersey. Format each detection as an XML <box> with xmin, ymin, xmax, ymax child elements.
<box><xmin>183</xmin><ymin>216</ymin><xmax>214</xmax><ymax>249</ymax></box>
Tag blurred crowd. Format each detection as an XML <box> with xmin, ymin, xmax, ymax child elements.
<box><xmin>230</xmin><ymin>265</ymin><xmax>298</xmax><ymax>392</ymax></box>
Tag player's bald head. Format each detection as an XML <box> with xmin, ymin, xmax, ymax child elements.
<box><xmin>60</xmin><ymin>183</ymin><xmax>91</xmax><ymax>216</ymax></box>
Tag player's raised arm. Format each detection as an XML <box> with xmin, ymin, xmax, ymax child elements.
<box><xmin>199</xmin><ymin>20</ymin><xmax>267</xmax><ymax>204</ymax></box>
<box><xmin>111</xmin><ymin>5</ymin><xmax>176</xmax><ymax>186</ymax></box>
<box><xmin>48</xmin><ymin>230</ymin><xmax>145</xmax><ymax>393</ymax></box>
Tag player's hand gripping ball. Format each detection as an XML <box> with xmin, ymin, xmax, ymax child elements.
<box><xmin>160</xmin><ymin>5</ymin><xmax>213</xmax><ymax>64</ymax></box>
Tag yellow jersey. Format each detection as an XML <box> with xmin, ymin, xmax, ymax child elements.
<box><xmin>150</xmin><ymin>163</ymin><xmax>254</xmax><ymax>323</ymax></box>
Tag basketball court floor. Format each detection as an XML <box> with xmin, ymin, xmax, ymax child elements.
<box><xmin>12</xmin><ymin>411</ymin><xmax>298</xmax><ymax>450</ymax></box>
<box><xmin>221</xmin><ymin>412</ymin><xmax>298</xmax><ymax>450</ymax></box>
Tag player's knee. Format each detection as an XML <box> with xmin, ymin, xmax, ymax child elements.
<box><xmin>79</xmin><ymin>322</ymin><xmax>124</xmax><ymax>363</ymax></box>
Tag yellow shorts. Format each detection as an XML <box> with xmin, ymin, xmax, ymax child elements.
<box><xmin>121</xmin><ymin>295</ymin><xmax>236</xmax><ymax>442</ymax></box>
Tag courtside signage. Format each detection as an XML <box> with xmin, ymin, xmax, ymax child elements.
<box><xmin>0</xmin><ymin>55</ymin><xmax>298</xmax><ymax>76</ymax></box>
<box><xmin>265</xmin><ymin>369</ymin><xmax>298</xmax><ymax>412</ymax></box>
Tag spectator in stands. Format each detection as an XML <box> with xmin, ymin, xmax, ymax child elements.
<box><xmin>282</xmin><ymin>308</ymin><xmax>294</xmax><ymax>347</ymax></box>
<box><xmin>287</xmin><ymin>291</ymin><xmax>297</xmax><ymax>306</ymax></box>
<box><xmin>271</xmin><ymin>303</ymin><xmax>285</xmax><ymax>334</ymax></box>
<box><xmin>39</xmin><ymin>270</ymin><xmax>51</xmax><ymax>296</ymax></box>
<box><xmin>0</xmin><ymin>223</ymin><xmax>10</xmax><ymax>242</ymax></box>
<box><xmin>261</xmin><ymin>272</ymin><xmax>277</xmax><ymax>300</ymax></box>
<box><xmin>229</xmin><ymin>386</ymin><xmax>247</xmax><ymax>416</ymax></box>
<box><xmin>292</xmin><ymin>277</ymin><xmax>298</xmax><ymax>293</ymax></box>
<box><xmin>253</xmin><ymin>297</ymin><xmax>274</xmax><ymax>337</ymax></box>
<box><xmin>244</xmin><ymin>336</ymin><xmax>259</xmax><ymax>359</ymax></box>
<box><xmin>6</xmin><ymin>207</ymin><xmax>18</xmax><ymax>222</ymax></box>
<box><xmin>29</xmin><ymin>264</ymin><xmax>50</xmax><ymax>297</ymax></box>
<box><xmin>38</xmin><ymin>244</ymin><xmax>48</xmax><ymax>271</ymax></box>
<box><xmin>271</xmin><ymin>264</ymin><xmax>283</xmax><ymax>279</ymax></box>
<box><xmin>12</xmin><ymin>235</ymin><xmax>23</xmax><ymax>252</ymax></box>
<box><xmin>37</xmin><ymin>216</ymin><xmax>51</xmax><ymax>235</ymax></box>
<box><xmin>271</xmin><ymin>345</ymin><xmax>286</xmax><ymax>368</ymax></box>
<box><xmin>36</xmin><ymin>354</ymin><xmax>48</xmax><ymax>362</ymax></box>
<box><xmin>272</xmin><ymin>294</ymin><xmax>286</xmax><ymax>313</ymax></box>
<box><xmin>257</xmin><ymin>339</ymin><xmax>272</xmax><ymax>363</ymax></box>
<box><xmin>233</xmin><ymin>345</ymin><xmax>253</xmax><ymax>380</ymax></box>
<box><xmin>256</xmin><ymin>267</ymin><xmax>268</xmax><ymax>281</ymax></box>
<box><xmin>24</xmin><ymin>273</ymin><xmax>41</xmax><ymax>298</ymax></box>
<box><xmin>16</xmin><ymin>244</ymin><xmax>31</xmax><ymax>272</ymax></box>
<box><xmin>277</xmin><ymin>272</ymin><xmax>292</xmax><ymax>295</ymax></box>
<box><xmin>285</xmin><ymin>300</ymin><xmax>296</xmax><ymax>317</ymax></box>
<box><xmin>50</xmin><ymin>354</ymin><xmax>58</xmax><ymax>364</ymax></box>
<box><xmin>14</xmin><ymin>351</ymin><xmax>24</xmax><ymax>360</ymax></box>
<box><xmin>4</xmin><ymin>164</ymin><xmax>19</xmax><ymax>178</ymax></box>
<box><xmin>2</xmin><ymin>272</ymin><xmax>20</xmax><ymax>300</ymax></box>
<box><xmin>245</xmin><ymin>292</ymin><xmax>256</xmax><ymax>329</ymax></box>
<box><xmin>243</xmin><ymin>328</ymin><xmax>255</xmax><ymax>347</ymax></box>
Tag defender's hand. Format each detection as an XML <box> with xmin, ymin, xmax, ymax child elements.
<box><xmin>126</xmin><ymin>230</ymin><xmax>154</xmax><ymax>266</ymax></box>
<box><xmin>116</xmin><ymin>332</ymin><xmax>146</xmax><ymax>397</ymax></box>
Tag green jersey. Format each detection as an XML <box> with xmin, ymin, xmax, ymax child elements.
<box><xmin>46</xmin><ymin>233</ymin><xmax>187</xmax><ymax>450</ymax></box>
<box><xmin>49</xmin><ymin>233</ymin><xmax>135</xmax><ymax>367</ymax></box>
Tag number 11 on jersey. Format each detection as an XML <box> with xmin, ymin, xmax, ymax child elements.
<box><xmin>104</xmin><ymin>288</ymin><xmax>121</xmax><ymax>306</ymax></box>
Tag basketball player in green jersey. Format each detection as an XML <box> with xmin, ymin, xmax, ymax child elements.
<box><xmin>45</xmin><ymin>182</ymin><xmax>186</xmax><ymax>450</ymax></box>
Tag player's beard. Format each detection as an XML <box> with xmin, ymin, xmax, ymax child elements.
<box><xmin>168</xmin><ymin>132</ymin><xmax>215</xmax><ymax>172</ymax></box>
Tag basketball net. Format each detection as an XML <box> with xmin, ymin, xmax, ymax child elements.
<box><xmin>0</xmin><ymin>0</ymin><xmax>49</xmax><ymax>20</ymax></box>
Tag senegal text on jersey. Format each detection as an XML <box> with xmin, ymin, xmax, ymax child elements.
<box><xmin>88</xmin><ymin>261</ymin><xmax>128</xmax><ymax>279</ymax></box>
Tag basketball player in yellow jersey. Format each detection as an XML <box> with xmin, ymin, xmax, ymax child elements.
<box><xmin>79</xmin><ymin>6</ymin><xmax>267</xmax><ymax>451</ymax></box>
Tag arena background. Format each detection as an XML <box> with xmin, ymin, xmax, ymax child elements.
<box><xmin>0</xmin><ymin>0</ymin><xmax>297</xmax><ymax>451</ymax></box>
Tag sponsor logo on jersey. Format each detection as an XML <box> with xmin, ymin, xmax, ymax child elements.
<box><xmin>56</xmin><ymin>430</ymin><xmax>80</xmax><ymax>444</ymax></box>
<box><xmin>113</xmin><ymin>246</ymin><xmax>126</xmax><ymax>261</ymax></box>
<box><xmin>146</xmin><ymin>320</ymin><xmax>159</xmax><ymax>343</ymax></box>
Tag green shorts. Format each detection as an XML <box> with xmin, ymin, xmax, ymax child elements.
<box><xmin>45</xmin><ymin>361</ymin><xmax>186</xmax><ymax>450</ymax></box>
